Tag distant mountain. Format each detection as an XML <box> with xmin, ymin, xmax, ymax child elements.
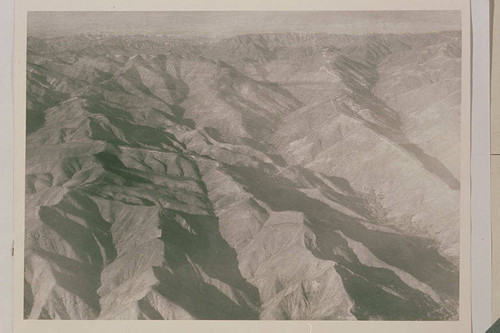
<box><xmin>24</xmin><ymin>31</ymin><xmax>460</xmax><ymax>320</ymax></box>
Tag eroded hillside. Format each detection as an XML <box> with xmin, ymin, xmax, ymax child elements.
<box><xmin>24</xmin><ymin>31</ymin><xmax>461</xmax><ymax>320</ymax></box>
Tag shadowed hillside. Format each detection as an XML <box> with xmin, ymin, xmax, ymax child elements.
<box><xmin>25</xmin><ymin>31</ymin><xmax>461</xmax><ymax>320</ymax></box>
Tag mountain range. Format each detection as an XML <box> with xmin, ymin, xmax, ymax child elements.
<box><xmin>24</xmin><ymin>31</ymin><xmax>461</xmax><ymax>320</ymax></box>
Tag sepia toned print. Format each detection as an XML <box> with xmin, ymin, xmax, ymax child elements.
<box><xmin>24</xmin><ymin>11</ymin><xmax>461</xmax><ymax>320</ymax></box>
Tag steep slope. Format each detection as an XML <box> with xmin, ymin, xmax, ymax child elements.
<box><xmin>268</xmin><ymin>32</ymin><xmax>461</xmax><ymax>261</ymax></box>
<box><xmin>25</xmin><ymin>31</ymin><xmax>461</xmax><ymax>320</ymax></box>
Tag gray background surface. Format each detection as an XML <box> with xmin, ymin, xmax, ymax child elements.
<box><xmin>0</xmin><ymin>0</ymin><xmax>14</xmax><ymax>332</ymax></box>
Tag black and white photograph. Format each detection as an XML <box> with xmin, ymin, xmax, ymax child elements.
<box><xmin>23</xmin><ymin>10</ymin><xmax>463</xmax><ymax>321</ymax></box>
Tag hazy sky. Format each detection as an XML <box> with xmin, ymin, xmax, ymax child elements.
<box><xmin>28</xmin><ymin>11</ymin><xmax>461</xmax><ymax>38</ymax></box>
